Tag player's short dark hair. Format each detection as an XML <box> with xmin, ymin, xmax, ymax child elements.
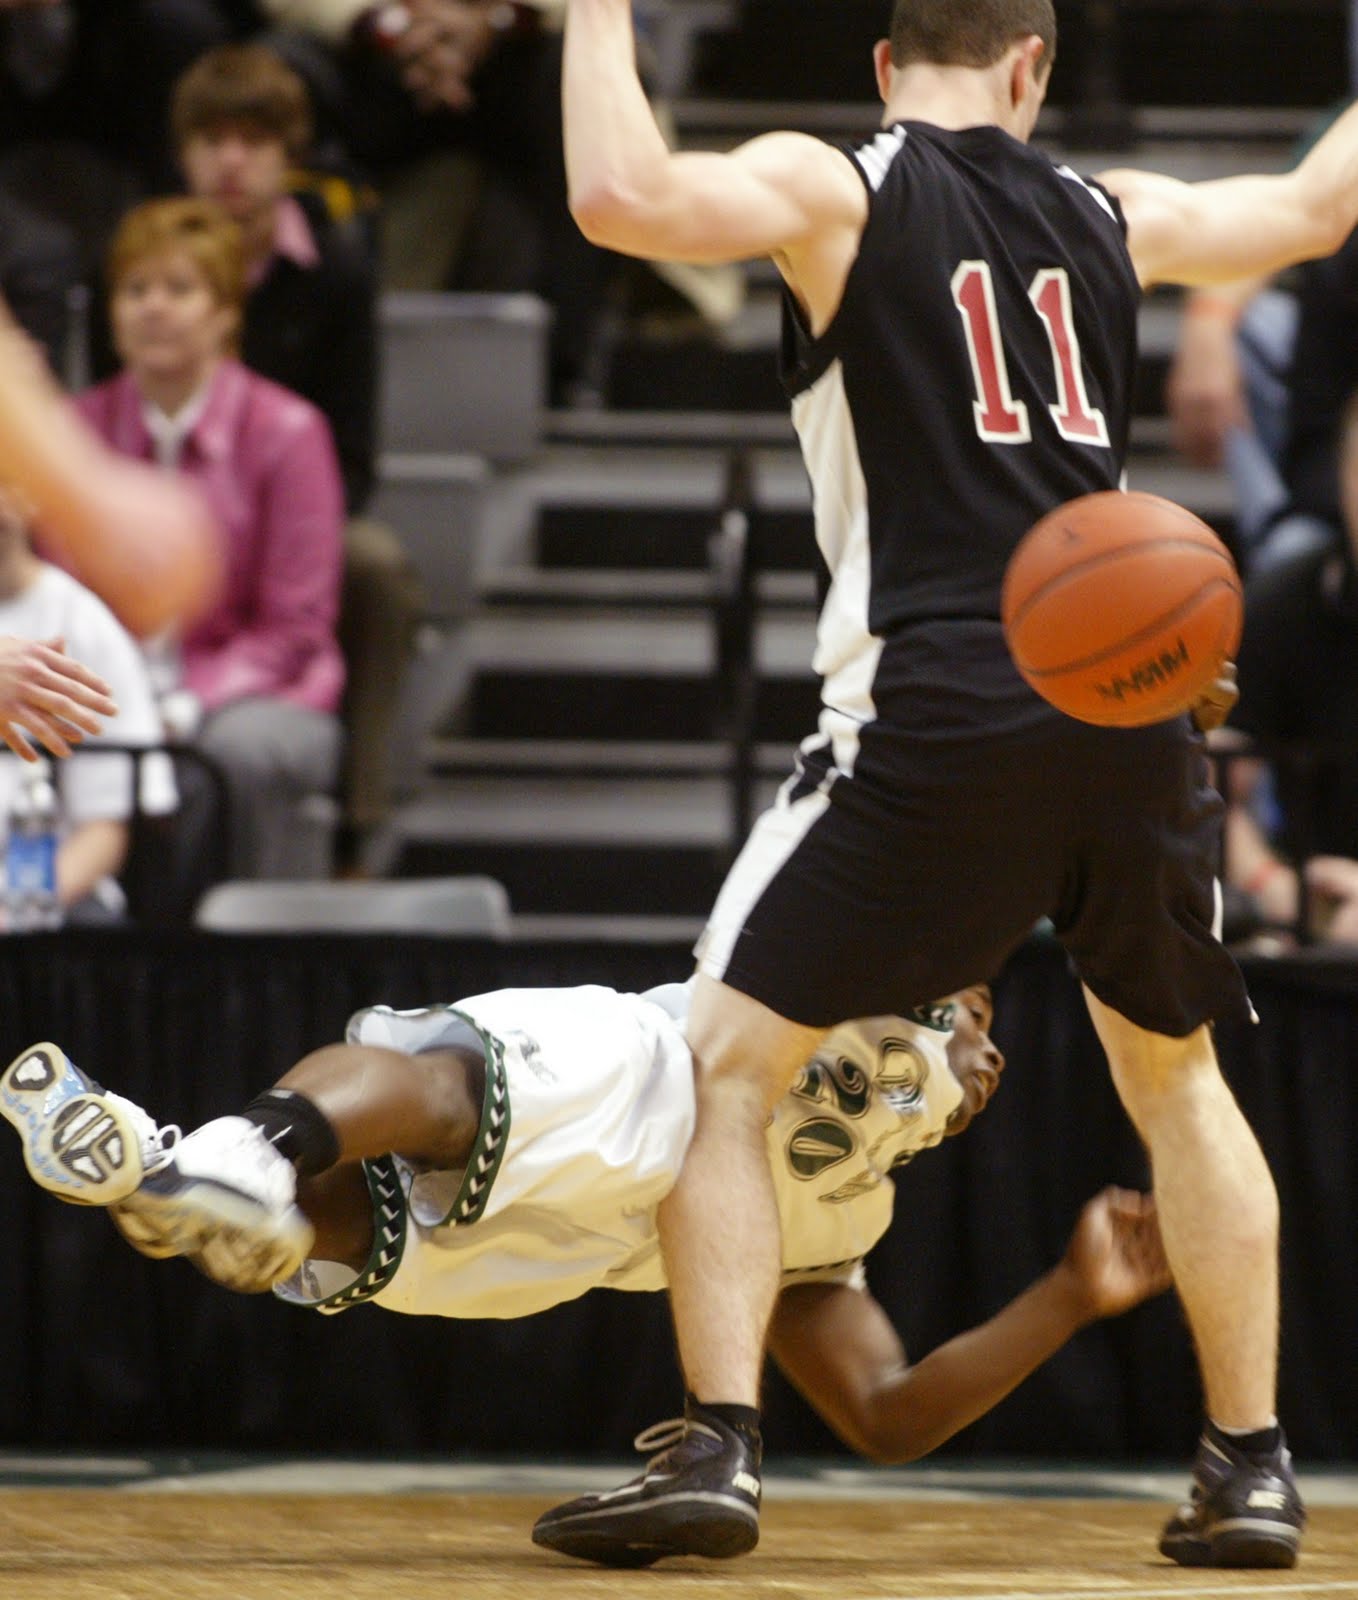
<box><xmin>171</xmin><ymin>43</ymin><xmax>312</xmax><ymax>159</ymax></box>
<box><xmin>888</xmin><ymin>0</ymin><xmax>1057</xmax><ymax>74</ymax></box>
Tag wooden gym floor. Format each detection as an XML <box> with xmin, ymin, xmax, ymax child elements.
<box><xmin>2</xmin><ymin>1459</ymin><xmax>1357</xmax><ymax>1599</ymax></box>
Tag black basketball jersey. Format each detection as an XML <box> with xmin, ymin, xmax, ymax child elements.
<box><xmin>781</xmin><ymin>121</ymin><xmax>1140</xmax><ymax>640</ymax></box>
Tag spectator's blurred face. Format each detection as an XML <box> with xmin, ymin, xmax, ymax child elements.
<box><xmin>111</xmin><ymin>248</ymin><xmax>237</xmax><ymax>390</ymax></box>
<box><xmin>180</xmin><ymin>122</ymin><xmax>289</xmax><ymax>228</ymax></box>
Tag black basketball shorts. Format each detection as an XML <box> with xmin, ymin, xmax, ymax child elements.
<box><xmin>694</xmin><ymin>622</ymin><xmax>1252</xmax><ymax>1036</ymax></box>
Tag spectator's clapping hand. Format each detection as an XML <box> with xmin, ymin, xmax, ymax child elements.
<box><xmin>0</xmin><ymin>635</ymin><xmax>116</xmax><ymax>761</ymax></box>
<box><xmin>1166</xmin><ymin>306</ymin><xmax>1248</xmax><ymax>469</ymax></box>
<box><xmin>1304</xmin><ymin>855</ymin><xmax>1358</xmax><ymax>944</ymax></box>
<box><xmin>396</xmin><ymin>0</ymin><xmax>501</xmax><ymax>112</ymax></box>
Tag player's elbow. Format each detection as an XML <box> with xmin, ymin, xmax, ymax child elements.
<box><xmin>1316</xmin><ymin>204</ymin><xmax>1355</xmax><ymax>262</ymax></box>
<box><xmin>853</xmin><ymin>1420</ymin><xmax>932</xmax><ymax>1467</ymax></box>
<box><xmin>569</xmin><ymin>181</ymin><xmax>623</xmax><ymax>246</ymax></box>
<box><xmin>838</xmin><ymin>1398</ymin><xmax>936</xmax><ymax>1466</ymax></box>
<box><xmin>1293</xmin><ymin>186</ymin><xmax>1357</xmax><ymax>263</ymax></box>
<box><xmin>570</xmin><ymin>179</ymin><xmax>650</xmax><ymax>251</ymax></box>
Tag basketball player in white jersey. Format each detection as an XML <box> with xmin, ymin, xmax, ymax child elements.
<box><xmin>1</xmin><ymin>980</ymin><xmax>1168</xmax><ymax>1563</ymax></box>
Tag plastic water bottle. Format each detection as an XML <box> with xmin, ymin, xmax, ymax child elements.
<box><xmin>6</xmin><ymin>757</ymin><xmax>61</xmax><ymax>932</ymax></box>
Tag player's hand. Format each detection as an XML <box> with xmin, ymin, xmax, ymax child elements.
<box><xmin>1061</xmin><ymin>1186</ymin><xmax>1172</xmax><ymax>1320</ymax></box>
<box><xmin>0</xmin><ymin>635</ymin><xmax>117</xmax><ymax>761</ymax></box>
<box><xmin>1191</xmin><ymin>658</ymin><xmax>1238</xmax><ymax>732</ymax></box>
<box><xmin>1165</xmin><ymin>312</ymin><xmax>1248</xmax><ymax>469</ymax></box>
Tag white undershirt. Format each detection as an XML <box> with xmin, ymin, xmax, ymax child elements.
<box><xmin>140</xmin><ymin>383</ymin><xmax>211</xmax><ymax>469</ymax></box>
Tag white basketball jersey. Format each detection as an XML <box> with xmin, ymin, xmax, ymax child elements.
<box><xmin>279</xmin><ymin>985</ymin><xmax>962</xmax><ymax>1320</ymax></box>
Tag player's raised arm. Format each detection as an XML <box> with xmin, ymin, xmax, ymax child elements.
<box><xmin>0</xmin><ymin>300</ymin><xmax>222</xmax><ymax>638</ymax></box>
<box><xmin>562</xmin><ymin>0</ymin><xmax>865</xmax><ymax>270</ymax></box>
<box><xmin>1102</xmin><ymin>98</ymin><xmax>1358</xmax><ymax>290</ymax></box>
<box><xmin>767</xmin><ymin>1187</ymin><xmax>1170</xmax><ymax>1464</ymax></box>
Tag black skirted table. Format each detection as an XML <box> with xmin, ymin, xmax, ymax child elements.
<box><xmin>0</xmin><ymin>928</ymin><xmax>1354</xmax><ymax>1463</ymax></box>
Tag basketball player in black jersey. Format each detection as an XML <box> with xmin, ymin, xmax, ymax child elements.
<box><xmin>544</xmin><ymin>0</ymin><xmax>1358</xmax><ymax>1569</ymax></box>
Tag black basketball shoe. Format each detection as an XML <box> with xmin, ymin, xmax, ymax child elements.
<box><xmin>1160</xmin><ymin>1426</ymin><xmax>1305</xmax><ymax>1568</ymax></box>
<box><xmin>532</xmin><ymin>1402</ymin><xmax>761</xmax><ymax>1567</ymax></box>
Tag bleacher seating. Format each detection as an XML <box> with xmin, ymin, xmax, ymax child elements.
<box><xmin>195</xmin><ymin>875</ymin><xmax>512</xmax><ymax>936</ymax></box>
<box><xmin>378</xmin><ymin>291</ymin><xmax>549</xmax><ymax>461</ymax></box>
<box><xmin>365</xmin><ymin>2</ymin><xmax>1345</xmax><ymax>928</ymax></box>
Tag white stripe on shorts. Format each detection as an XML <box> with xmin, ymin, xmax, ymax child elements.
<box><xmin>694</xmin><ymin>782</ymin><xmax>832</xmax><ymax>981</ymax></box>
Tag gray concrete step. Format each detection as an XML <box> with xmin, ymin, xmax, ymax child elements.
<box><xmin>424</xmin><ymin>735</ymin><xmax>798</xmax><ymax>776</ymax></box>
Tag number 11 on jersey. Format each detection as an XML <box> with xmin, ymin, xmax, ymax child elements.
<box><xmin>952</xmin><ymin>259</ymin><xmax>1110</xmax><ymax>448</ymax></box>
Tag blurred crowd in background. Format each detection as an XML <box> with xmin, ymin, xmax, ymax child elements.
<box><xmin>2</xmin><ymin>0</ymin><xmax>1358</xmax><ymax>953</ymax></box>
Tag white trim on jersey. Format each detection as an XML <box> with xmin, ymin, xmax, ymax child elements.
<box><xmin>791</xmin><ymin>358</ymin><xmax>885</xmax><ymax>756</ymax></box>
<box><xmin>1054</xmin><ymin>165</ymin><xmax>1119</xmax><ymax>226</ymax></box>
<box><xmin>856</xmin><ymin>125</ymin><xmax>909</xmax><ymax>193</ymax></box>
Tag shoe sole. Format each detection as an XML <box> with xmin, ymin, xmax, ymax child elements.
<box><xmin>0</xmin><ymin>1043</ymin><xmax>144</xmax><ymax>1205</ymax></box>
<box><xmin>1161</xmin><ymin>1522</ymin><xmax>1301</xmax><ymax>1570</ymax></box>
<box><xmin>112</xmin><ymin>1171</ymin><xmax>315</xmax><ymax>1293</ymax></box>
<box><xmin>533</xmin><ymin>1494</ymin><xmax>760</xmax><ymax>1566</ymax></box>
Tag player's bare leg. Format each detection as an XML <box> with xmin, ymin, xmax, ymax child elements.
<box><xmin>107</xmin><ymin>1035</ymin><xmax>483</xmax><ymax>1292</ymax></box>
<box><xmin>1085</xmin><ymin>987</ymin><xmax>1304</xmax><ymax>1568</ymax></box>
<box><xmin>293</xmin><ymin>1162</ymin><xmax>379</xmax><ymax>1271</ymax></box>
<box><xmin>273</xmin><ymin>1041</ymin><xmax>482</xmax><ymax>1173</ymax></box>
<box><xmin>661</xmin><ymin>979</ymin><xmax>824</xmax><ymax>1404</ymax></box>
<box><xmin>534</xmin><ymin>977</ymin><xmax>823</xmax><ymax>1566</ymax></box>
<box><xmin>4</xmin><ymin>1008</ymin><xmax>484</xmax><ymax>1294</ymax></box>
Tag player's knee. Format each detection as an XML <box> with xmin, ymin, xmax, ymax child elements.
<box><xmin>414</xmin><ymin>1047</ymin><xmax>482</xmax><ymax>1165</ymax></box>
<box><xmin>1105</xmin><ymin>1025</ymin><xmax>1220</xmax><ymax>1118</ymax></box>
<box><xmin>693</xmin><ymin>1046</ymin><xmax>798</xmax><ymax>1123</ymax></box>
<box><xmin>856</xmin><ymin>1427</ymin><xmax>914</xmax><ymax>1467</ymax></box>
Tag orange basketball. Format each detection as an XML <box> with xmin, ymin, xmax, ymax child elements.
<box><xmin>1001</xmin><ymin>490</ymin><xmax>1243</xmax><ymax>727</ymax></box>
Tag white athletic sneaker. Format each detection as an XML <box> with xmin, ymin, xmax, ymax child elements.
<box><xmin>111</xmin><ymin>1115</ymin><xmax>315</xmax><ymax>1294</ymax></box>
<box><xmin>0</xmin><ymin>1042</ymin><xmax>177</xmax><ymax>1206</ymax></box>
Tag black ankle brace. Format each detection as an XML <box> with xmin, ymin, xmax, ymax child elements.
<box><xmin>1206</xmin><ymin>1418</ymin><xmax>1282</xmax><ymax>1461</ymax></box>
<box><xmin>687</xmin><ymin>1395</ymin><xmax>762</xmax><ymax>1451</ymax></box>
<box><xmin>242</xmin><ymin>1089</ymin><xmax>341</xmax><ymax>1177</ymax></box>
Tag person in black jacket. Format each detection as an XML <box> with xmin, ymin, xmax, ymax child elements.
<box><xmin>170</xmin><ymin>42</ymin><xmax>378</xmax><ymax>514</ymax></box>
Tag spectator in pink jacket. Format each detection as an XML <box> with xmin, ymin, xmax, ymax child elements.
<box><xmin>74</xmin><ymin>197</ymin><xmax>345</xmax><ymax>890</ymax></box>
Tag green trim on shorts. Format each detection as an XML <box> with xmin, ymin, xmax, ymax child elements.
<box><xmin>909</xmin><ymin>1000</ymin><xmax>957</xmax><ymax>1033</ymax></box>
<box><xmin>312</xmin><ymin>1008</ymin><xmax>512</xmax><ymax>1314</ymax></box>
<box><xmin>314</xmin><ymin>1155</ymin><xmax>407</xmax><ymax>1315</ymax></box>
<box><xmin>426</xmin><ymin>1007</ymin><xmax>511</xmax><ymax>1228</ymax></box>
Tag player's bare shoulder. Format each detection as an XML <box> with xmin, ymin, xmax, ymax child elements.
<box><xmin>1092</xmin><ymin>166</ymin><xmax>1195</xmax><ymax>288</ymax></box>
<box><xmin>737</xmin><ymin>130</ymin><xmax>866</xmax><ymax>209</ymax></box>
<box><xmin>741</xmin><ymin>130</ymin><xmax>868</xmax><ymax>332</ymax></box>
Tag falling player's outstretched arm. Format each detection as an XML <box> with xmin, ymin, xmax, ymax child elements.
<box><xmin>562</xmin><ymin>0</ymin><xmax>864</xmax><ymax>271</ymax></box>
<box><xmin>767</xmin><ymin>1187</ymin><xmax>1170</xmax><ymax>1464</ymax></box>
<box><xmin>1103</xmin><ymin>98</ymin><xmax>1358</xmax><ymax>289</ymax></box>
